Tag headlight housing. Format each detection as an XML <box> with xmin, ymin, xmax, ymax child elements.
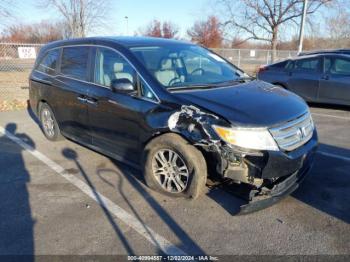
<box><xmin>213</xmin><ymin>125</ymin><xmax>279</xmax><ymax>151</ymax></box>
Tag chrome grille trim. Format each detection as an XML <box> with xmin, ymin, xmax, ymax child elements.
<box><xmin>269</xmin><ymin>113</ymin><xmax>314</xmax><ymax>151</ymax></box>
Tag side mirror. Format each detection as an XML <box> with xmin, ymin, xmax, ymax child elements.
<box><xmin>110</xmin><ymin>78</ymin><xmax>135</xmax><ymax>94</ymax></box>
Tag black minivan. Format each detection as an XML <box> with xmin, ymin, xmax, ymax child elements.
<box><xmin>29</xmin><ymin>37</ymin><xmax>318</xmax><ymax>213</ymax></box>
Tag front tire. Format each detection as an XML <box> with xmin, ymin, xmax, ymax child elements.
<box><xmin>39</xmin><ymin>103</ymin><xmax>63</xmax><ymax>141</ymax></box>
<box><xmin>142</xmin><ymin>133</ymin><xmax>207</xmax><ymax>199</ymax></box>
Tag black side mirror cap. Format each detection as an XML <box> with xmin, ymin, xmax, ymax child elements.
<box><xmin>111</xmin><ymin>78</ymin><xmax>135</xmax><ymax>94</ymax></box>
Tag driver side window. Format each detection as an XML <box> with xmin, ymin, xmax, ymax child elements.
<box><xmin>94</xmin><ymin>47</ymin><xmax>137</xmax><ymax>88</ymax></box>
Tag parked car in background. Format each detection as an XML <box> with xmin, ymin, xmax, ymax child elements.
<box><xmin>29</xmin><ymin>37</ymin><xmax>318</xmax><ymax>213</ymax></box>
<box><xmin>257</xmin><ymin>53</ymin><xmax>350</xmax><ymax>106</ymax></box>
<box><xmin>299</xmin><ymin>49</ymin><xmax>350</xmax><ymax>56</ymax></box>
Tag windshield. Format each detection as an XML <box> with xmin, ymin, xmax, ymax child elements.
<box><xmin>129</xmin><ymin>45</ymin><xmax>245</xmax><ymax>89</ymax></box>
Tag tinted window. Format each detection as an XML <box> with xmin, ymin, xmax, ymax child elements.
<box><xmin>324</xmin><ymin>57</ymin><xmax>332</xmax><ymax>72</ymax></box>
<box><xmin>294</xmin><ymin>58</ymin><xmax>320</xmax><ymax>71</ymax></box>
<box><xmin>61</xmin><ymin>47</ymin><xmax>89</xmax><ymax>80</ymax></box>
<box><xmin>94</xmin><ymin>47</ymin><xmax>136</xmax><ymax>87</ymax></box>
<box><xmin>331</xmin><ymin>58</ymin><xmax>350</xmax><ymax>75</ymax></box>
<box><xmin>286</xmin><ymin>61</ymin><xmax>294</xmax><ymax>70</ymax></box>
<box><xmin>37</xmin><ymin>49</ymin><xmax>59</xmax><ymax>75</ymax></box>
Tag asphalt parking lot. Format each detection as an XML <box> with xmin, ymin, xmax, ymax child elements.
<box><xmin>0</xmin><ymin>104</ymin><xmax>349</xmax><ymax>257</ymax></box>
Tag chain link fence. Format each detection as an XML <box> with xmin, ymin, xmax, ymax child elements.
<box><xmin>0</xmin><ymin>43</ymin><xmax>43</xmax><ymax>110</ymax></box>
<box><xmin>212</xmin><ymin>48</ymin><xmax>298</xmax><ymax>74</ymax></box>
<box><xmin>0</xmin><ymin>42</ymin><xmax>298</xmax><ymax>110</ymax></box>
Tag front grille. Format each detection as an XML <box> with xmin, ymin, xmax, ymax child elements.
<box><xmin>269</xmin><ymin>113</ymin><xmax>314</xmax><ymax>151</ymax></box>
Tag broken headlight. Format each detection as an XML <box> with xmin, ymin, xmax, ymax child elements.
<box><xmin>213</xmin><ymin>125</ymin><xmax>279</xmax><ymax>151</ymax></box>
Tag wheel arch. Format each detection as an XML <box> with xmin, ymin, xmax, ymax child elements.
<box><xmin>141</xmin><ymin>130</ymin><xmax>212</xmax><ymax>174</ymax></box>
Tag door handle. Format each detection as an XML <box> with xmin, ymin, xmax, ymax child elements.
<box><xmin>321</xmin><ymin>75</ymin><xmax>329</xmax><ymax>80</ymax></box>
<box><xmin>77</xmin><ymin>96</ymin><xmax>87</xmax><ymax>103</ymax></box>
<box><xmin>86</xmin><ymin>97</ymin><xmax>98</xmax><ymax>106</ymax></box>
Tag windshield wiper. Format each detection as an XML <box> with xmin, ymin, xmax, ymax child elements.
<box><xmin>167</xmin><ymin>77</ymin><xmax>256</xmax><ymax>91</ymax></box>
<box><xmin>221</xmin><ymin>76</ymin><xmax>255</xmax><ymax>84</ymax></box>
<box><xmin>167</xmin><ymin>83</ymin><xmax>214</xmax><ymax>91</ymax></box>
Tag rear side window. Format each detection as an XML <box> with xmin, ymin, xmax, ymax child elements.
<box><xmin>61</xmin><ymin>47</ymin><xmax>89</xmax><ymax>80</ymax></box>
<box><xmin>36</xmin><ymin>49</ymin><xmax>59</xmax><ymax>75</ymax></box>
<box><xmin>285</xmin><ymin>61</ymin><xmax>294</xmax><ymax>70</ymax></box>
<box><xmin>294</xmin><ymin>58</ymin><xmax>320</xmax><ymax>72</ymax></box>
<box><xmin>331</xmin><ymin>58</ymin><xmax>350</xmax><ymax>75</ymax></box>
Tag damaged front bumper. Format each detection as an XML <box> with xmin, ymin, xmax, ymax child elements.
<box><xmin>220</xmin><ymin>130</ymin><xmax>318</xmax><ymax>214</ymax></box>
<box><xmin>167</xmin><ymin>105</ymin><xmax>318</xmax><ymax>213</ymax></box>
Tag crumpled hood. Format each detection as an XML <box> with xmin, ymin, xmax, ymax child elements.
<box><xmin>172</xmin><ymin>80</ymin><xmax>309</xmax><ymax>127</ymax></box>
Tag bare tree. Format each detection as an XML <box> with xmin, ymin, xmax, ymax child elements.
<box><xmin>39</xmin><ymin>0</ymin><xmax>110</xmax><ymax>38</ymax></box>
<box><xmin>325</xmin><ymin>0</ymin><xmax>350</xmax><ymax>46</ymax></box>
<box><xmin>187</xmin><ymin>16</ymin><xmax>223</xmax><ymax>48</ymax></box>
<box><xmin>1</xmin><ymin>20</ymin><xmax>65</xmax><ymax>43</ymax></box>
<box><xmin>139</xmin><ymin>19</ymin><xmax>179</xmax><ymax>38</ymax></box>
<box><xmin>219</xmin><ymin>0</ymin><xmax>331</xmax><ymax>61</ymax></box>
<box><xmin>162</xmin><ymin>21</ymin><xmax>179</xmax><ymax>39</ymax></box>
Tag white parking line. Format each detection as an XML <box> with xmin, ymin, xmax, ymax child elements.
<box><xmin>318</xmin><ymin>150</ymin><xmax>350</xmax><ymax>162</ymax></box>
<box><xmin>0</xmin><ymin>126</ymin><xmax>186</xmax><ymax>256</ymax></box>
<box><xmin>312</xmin><ymin>113</ymin><xmax>350</xmax><ymax>120</ymax></box>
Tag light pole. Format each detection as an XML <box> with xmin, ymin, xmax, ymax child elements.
<box><xmin>125</xmin><ymin>16</ymin><xmax>129</xmax><ymax>36</ymax></box>
<box><xmin>298</xmin><ymin>0</ymin><xmax>308</xmax><ymax>54</ymax></box>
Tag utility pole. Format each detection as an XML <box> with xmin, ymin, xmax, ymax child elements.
<box><xmin>125</xmin><ymin>16</ymin><xmax>129</xmax><ymax>36</ymax></box>
<box><xmin>298</xmin><ymin>0</ymin><xmax>308</xmax><ymax>54</ymax></box>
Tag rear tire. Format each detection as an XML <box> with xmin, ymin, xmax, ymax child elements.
<box><xmin>142</xmin><ymin>133</ymin><xmax>207</xmax><ymax>199</ymax></box>
<box><xmin>39</xmin><ymin>103</ymin><xmax>63</xmax><ymax>141</ymax></box>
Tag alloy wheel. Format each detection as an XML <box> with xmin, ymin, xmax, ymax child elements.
<box><xmin>152</xmin><ymin>149</ymin><xmax>189</xmax><ymax>193</ymax></box>
<box><xmin>41</xmin><ymin>108</ymin><xmax>55</xmax><ymax>138</ymax></box>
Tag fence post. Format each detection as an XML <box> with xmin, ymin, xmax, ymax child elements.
<box><xmin>238</xmin><ymin>49</ymin><xmax>241</xmax><ymax>67</ymax></box>
<box><xmin>266</xmin><ymin>50</ymin><xmax>270</xmax><ymax>64</ymax></box>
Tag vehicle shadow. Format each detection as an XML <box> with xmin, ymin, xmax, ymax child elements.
<box><xmin>61</xmin><ymin>148</ymin><xmax>139</xmax><ymax>255</ymax></box>
<box><xmin>0</xmin><ymin>123</ymin><xmax>35</xmax><ymax>260</ymax></box>
<box><xmin>62</xmin><ymin>147</ymin><xmax>205</xmax><ymax>255</ymax></box>
<box><xmin>208</xmin><ymin>143</ymin><xmax>350</xmax><ymax>222</ymax></box>
<box><xmin>308</xmin><ymin>102</ymin><xmax>350</xmax><ymax>112</ymax></box>
<box><xmin>292</xmin><ymin>143</ymin><xmax>350</xmax><ymax>224</ymax></box>
<box><xmin>60</xmin><ymin>140</ymin><xmax>349</xmax><ymax>252</ymax></box>
<box><xmin>205</xmin><ymin>182</ymin><xmax>247</xmax><ymax>216</ymax></box>
<box><xmin>97</xmin><ymin>160</ymin><xmax>206</xmax><ymax>255</ymax></box>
